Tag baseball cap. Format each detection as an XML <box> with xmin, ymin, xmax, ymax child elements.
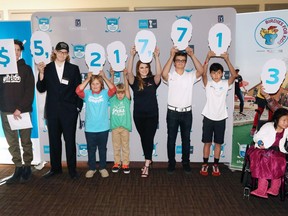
<box><xmin>55</xmin><ymin>42</ymin><xmax>69</xmax><ymax>52</ymax></box>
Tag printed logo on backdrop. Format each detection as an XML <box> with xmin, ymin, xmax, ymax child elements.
<box><xmin>71</xmin><ymin>44</ymin><xmax>86</xmax><ymax>59</ymax></box>
<box><xmin>176</xmin><ymin>145</ymin><xmax>194</xmax><ymax>154</ymax></box>
<box><xmin>254</xmin><ymin>17</ymin><xmax>288</xmax><ymax>49</ymax></box>
<box><xmin>209</xmin><ymin>143</ymin><xmax>226</xmax><ymax>158</ymax></box>
<box><xmin>77</xmin><ymin>143</ymin><xmax>88</xmax><ymax>157</ymax></box>
<box><xmin>75</xmin><ymin>19</ymin><xmax>81</xmax><ymax>27</ymax></box>
<box><xmin>105</xmin><ymin>17</ymin><xmax>121</xmax><ymax>32</ymax></box>
<box><xmin>139</xmin><ymin>19</ymin><xmax>157</xmax><ymax>29</ymax></box>
<box><xmin>36</xmin><ymin>16</ymin><xmax>52</xmax><ymax>32</ymax></box>
<box><xmin>43</xmin><ymin>145</ymin><xmax>50</xmax><ymax>154</ymax></box>
<box><xmin>152</xmin><ymin>143</ymin><xmax>158</xmax><ymax>157</ymax></box>
<box><xmin>176</xmin><ymin>15</ymin><xmax>192</xmax><ymax>21</ymax></box>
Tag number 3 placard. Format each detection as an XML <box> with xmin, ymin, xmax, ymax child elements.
<box><xmin>261</xmin><ymin>59</ymin><xmax>286</xmax><ymax>94</ymax></box>
<box><xmin>171</xmin><ymin>19</ymin><xmax>192</xmax><ymax>51</ymax></box>
<box><xmin>208</xmin><ymin>23</ymin><xmax>231</xmax><ymax>56</ymax></box>
<box><xmin>107</xmin><ymin>41</ymin><xmax>127</xmax><ymax>72</ymax></box>
<box><xmin>85</xmin><ymin>43</ymin><xmax>106</xmax><ymax>75</ymax></box>
<box><xmin>30</xmin><ymin>31</ymin><xmax>52</xmax><ymax>65</ymax></box>
<box><xmin>134</xmin><ymin>30</ymin><xmax>156</xmax><ymax>63</ymax></box>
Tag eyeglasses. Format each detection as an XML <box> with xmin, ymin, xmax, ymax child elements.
<box><xmin>175</xmin><ymin>59</ymin><xmax>186</xmax><ymax>63</ymax></box>
<box><xmin>57</xmin><ymin>50</ymin><xmax>68</xmax><ymax>55</ymax></box>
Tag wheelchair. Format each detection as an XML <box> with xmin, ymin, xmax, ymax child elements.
<box><xmin>241</xmin><ymin>143</ymin><xmax>288</xmax><ymax>200</ymax></box>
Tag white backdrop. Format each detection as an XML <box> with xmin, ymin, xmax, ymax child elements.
<box><xmin>31</xmin><ymin>8</ymin><xmax>236</xmax><ymax>162</ymax></box>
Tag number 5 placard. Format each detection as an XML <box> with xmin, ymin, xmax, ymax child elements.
<box><xmin>85</xmin><ymin>43</ymin><xmax>106</xmax><ymax>75</ymax></box>
<box><xmin>171</xmin><ymin>19</ymin><xmax>192</xmax><ymax>51</ymax></box>
<box><xmin>208</xmin><ymin>23</ymin><xmax>231</xmax><ymax>56</ymax></box>
<box><xmin>30</xmin><ymin>31</ymin><xmax>52</xmax><ymax>65</ymax></box>
<box><xmin>107</xmin><ymin>41</ymin><xmax>127</xmax><ymax>72</ymax></box>
<box><xmin>134</xmin><ymin>30</ymin><xmax>156</xmax><ymax>63</ymax></box>
<box><xmin>261</xmin><ymin>59</ymin><xmax>286</xmax><ymax>94</ymax></box>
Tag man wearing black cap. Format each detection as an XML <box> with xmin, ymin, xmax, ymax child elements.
<box><xmin>234</xmin><ymin>67</ymin><xmax>247</xmax><ymax>116</ymax></box>
<box><xmin>0</xmin><ymin>39</ymin><xmax>35</xmax><ymax>184</ymax></box>
<box><xmin>37</xmin><ymin>41</ymin><xmax>83</xmax><ymax>179</ymax></box>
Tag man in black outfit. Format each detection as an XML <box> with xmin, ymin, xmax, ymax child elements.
<box><xmin>36</xmin><ymin>42</ymin><xmax>83</xmax><ymax>179</ymax></box>
<box><xmin>235</xmin><ymin>68</ymin><xmax>246</xmax><ymax>116</ymax></box>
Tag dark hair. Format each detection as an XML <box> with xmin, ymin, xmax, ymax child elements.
<box><xmin>136</xmin><ymin>60</ymin><xmax>152</xmax><ymax>91</ymax></box>
<box><xmin>209</xmin><ymin>63</ymin><xmax>224</xmax><ymax>73</ymax></box>
<box><xmin>173</xmin><ymin>51</ymin><xmax>187</xmax><ymax>62</ymax></box>
<box><xmin>272</xmin><ymin>108</ymin><xmax>288</xmax><ymax>129</ymax></box>
<box><xmin>14</xmin><ymin>39</ymin><xmax>24</xmax><ymax>51</ymax></box>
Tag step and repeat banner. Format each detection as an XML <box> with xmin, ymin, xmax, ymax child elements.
<box><xmin>0</xmin><ymin>21</ymin><xmax>41</xmax><ymax>164</ymax></box>
<box><xmin>30</xmin><ymin>8</ymin><xmax>236</xmax><ymax>162</ymax></box>
<box><xmin>231</xmin><ymin>10</ymin><xmax>288</xmax><ymax>170</ymax></box>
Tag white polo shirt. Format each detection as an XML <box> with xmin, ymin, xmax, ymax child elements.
<box><xmin>166</xmin><ymin>70</ymin><xmax>199</xmax><ymax>108</ymax></box>
<box><xmin>202</xmin><ymin>80</ymin><xmax>232</xmax><ymax>121</ymax></box>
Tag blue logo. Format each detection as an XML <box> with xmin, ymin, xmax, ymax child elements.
<box><xmin>105</xmin><ymin>17</ymin><xmax>121</xmax><ymax>32</ymax></box>
<box><xmin>176</xmin><ymin>145</ymin><xmax>193</xmax><ymax>154</ymax></box>
<box><xmin>209</xmin><ymin>143</ymin><xmax>226</xmax><ymax>158</ymax></box>
<box><xmin>176</xmin><ymin>15</ymin><xmax>192</xmax><ymax>21</ymax></box>
<box><xmin>43</xmin><ymin>145</ymin><xmax>50</xmax><ymax>154</ymax></box>
<box><xmin>36</xmin><ymin>16</ymin><xmax>52</xmax><ymax>32</ymax></box>
<box><xmin>77</xmin><ymin>143</ymin><xmax>88</xmax><ymax>157</ymax></box>
<box><xmin>254</xmin><ymin>17</ymin><xmax>288</xmax><ymax>49</ymax></box>
<box><xmin>71</xmin><ymin>44</ymin><xmax>86</xmax><ymax>59</ymax></box>
<box><xmin>152</xmin><ymin>143</ymin><xmax>158</xmax><ymax>157</ymax></box>
<box><xmin>139</xmin><ymin>19</ymin><xmax>157</xmax><ymax>29</ymax></box>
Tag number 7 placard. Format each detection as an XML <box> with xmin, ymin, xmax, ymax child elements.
<box><xmin>134</xmin><ymin>30</ymin><xmax>156</xmax><ymax>63</ymax></box>
<box><xmin>171</xmin><ymin>19</ymin><xmax>192</xmax><ymax>51</ymax></box>
<box><xmin>261</xmin><ymin>59</ymin><xmax>286</xmax><ymax>94</ymax></box>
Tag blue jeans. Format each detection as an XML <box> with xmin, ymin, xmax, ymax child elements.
<box><xmin>166</xmin><ymin>109</ymin><xmax>192</xmax><ymax>167</ymax></box>
<box><xmin>85</xmin><ymin>130</ymin><xmax>109</xmax><ymax>170</ymax></box>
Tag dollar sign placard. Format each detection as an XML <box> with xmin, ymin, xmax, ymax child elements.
<box><xmin>261</xmin><ymin>59</ymin><xmax>287</xmax><ymax>94</ymax></box>
<box><xmin>0</xmin><ymin>39</ymin><xmax>18</xmax><ymax>74</ymax></box>
<box><xmin>30</xmin><ymin>31</ymin><xmax>52</xmax><ymax>64</ymax></box>
<box><xmin>208</xmin><ymin>23</ymin><xmax>231</xmax><ymax>56</ymax></box>
<box><xmin>85</xmin><ymin>43</ymin><xmax>106</xmax><ymax>75</ymax></box>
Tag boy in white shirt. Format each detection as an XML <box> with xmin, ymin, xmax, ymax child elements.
<box><xmin>200</xmin><ymin>50</ymin><xmax>237</xmax><ymax>176</ymax></box>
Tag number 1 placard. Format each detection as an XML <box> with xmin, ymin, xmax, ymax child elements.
<box><xmin>171</xmin><ymin>19</ymin><xmax>192</xmax><ymax>51</ymax></box>
<box><xmin>107</xmin><ymin>41</ymin><xmax>127</xmax><ymax>72</ymax></box>
<box><xmin>85</xmin><ymin>43</ymin><xmax>106</xmax><ymax>75</ymax></box>
<box><xmin>261</xmin><ymin>59</ymin><xmax>286</xmax><ymax>94</ymax></box>
<box><xmin>208</xmin><ymin>23</ymin><xmax>231</xmax><ymax>56</ymax></box>
<box><xmin>30</xmin><ymin>31</ymin><xmax>52</xmax><ymax>65</ymax></box>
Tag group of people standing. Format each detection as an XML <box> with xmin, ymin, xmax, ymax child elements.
<box><xmin>1</xmin><ymin>39</ymin><xmax>241</xmax><ymax>183</ymax></box>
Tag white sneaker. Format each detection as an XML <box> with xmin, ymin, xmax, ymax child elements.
<box><xmin>99</xmin><ymin>169</ymin><xmax>109</xmax><ymax>178</ymax></box>
<box><xmin>85</xmin><ymin>170</ymin><xmax>96</xmax><ymax>178</ymax></box>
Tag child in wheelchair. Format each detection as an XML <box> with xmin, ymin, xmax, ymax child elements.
<box><xmin>247</xmin><ymin>108</ymin><xmax>288</xmax><ymax>198</ymax></box>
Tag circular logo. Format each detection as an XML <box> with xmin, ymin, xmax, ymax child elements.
<box><xmin>254</xmin><ymin>17</ymin><xmax>288</xmax><ymax>49</ymax></box>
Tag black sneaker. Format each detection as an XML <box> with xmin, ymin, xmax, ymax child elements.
<box><xmin>167</xmin><ymin>164</ymin><xmax>175</xmax><ymax>174</ymax></box>
<box><xmin>112</xmin><ymin>163</ymin><xmax>121</xmax><ymax>173</ymax></box>
<box><xmin>122</xmin><ymin>165</ymin><xmax>130</xmax><ymax>174</ymax></box>
<box><xmin>183</xmin><ymin>163</ymin><xmax>191</xmax><ymax>174</ymax></box>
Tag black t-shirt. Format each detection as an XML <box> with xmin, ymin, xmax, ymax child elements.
<box><xmin>129</xmin><ymin>76</ymin><xmax>161</xmax><ymax>117</ymax></box>
<box><xmin>235</xmin><ymin>75</ymin><xmax>243</xmax><ymax>91</ymax></box>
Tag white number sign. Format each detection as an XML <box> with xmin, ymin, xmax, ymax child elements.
<box><xmin>107</xmin><ymin>41</ymin><xmax>127</xmax><ymax>72</ymax></box>
<box><xmin>208</xmin><ymin>23</ymin><xmax>231</xmax><ymax>56</ymax></box>
<box><xmin>30</xmin><ymin>31</ymin><xmax>52</xmax><ymax>64</ymax></box>
<box><xmin>0</xmin><ymin>39</ymin><xmax>17</xmax><ymax>74</ymax></box>
<box><xmin>85</xmin><ymin>43</ymin><xmax>106</xmax><ymax>75</ymax></box>
<box><xmin>171</xmin><ymin>19</ymin><xmax>192</xmax><ymax>51</ymax></box>
<box><xmin>261</xmin><ymin>59</ymin><xmax>287</xmax><ymax>94</ymax></box>
<box><xmin>134</xmin><ymin>30</ymin><xmax>156</xmax><ymax>63</ymax></box>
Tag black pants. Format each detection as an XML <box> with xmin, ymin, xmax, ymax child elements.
<box><xmin>133</xmin><ymin>115</ymin><xmax>158</xmax><ymax>160</ymax></box>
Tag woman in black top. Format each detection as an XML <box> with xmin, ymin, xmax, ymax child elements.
<box><xmin>127</xmin><ymin>46</ymin><xmax>162</xmax><ymax>177</ymax></box>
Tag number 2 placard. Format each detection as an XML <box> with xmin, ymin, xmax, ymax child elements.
<box><xmin>261</xmin><ymin>59</ymin><xmax>286</xmax><ymax>94</ymax></box>
<box><xmin>171</xmin><ymin>19</ymin><xmax>192</xmax><ymax>51</ymax></box>
<box><xmin>208</xmin><ymin>23</ymin><xmax>231</xmax><ymax>56</ymax></box>
<box><xmin>134</xmin><ymin>30</ymin><xmax>156</xmax><ymax>63</ymax></box>
<box><xmin>30</xmin><ymin>31</ymin><xmax>52</xmax><ymax>65</ymax></box>
<box><xmin>85</xmin><ymin>43</ymin><xmax>106</xmax><ymax>75</ymax></box>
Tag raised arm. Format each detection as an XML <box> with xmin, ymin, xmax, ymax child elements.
<box><xmin>109</xmin><ymin>67</ymin><xmax>115</xmax><ymax>84</ymax></box>
<box><xmin>186</xmin><ymin>46</ymin><xmax>204</xmax><ymax>79</ymax></box>
<box><xmin>123</xmin><ymin>68</ymin><xmax>131</xmax><ymax>100</ymax></box>
<box><xmin>202</xmin><ymin>51</ymin><xmax>216</xmax><ymax>87</ymax></box>
<box><xmin>162</xmin><ymin>47</ymin><xmax>177</xmax><ymax>82</ymax></box>
<box><xmin>76</xmin><ymin>72</ymin><xmax>92</xmax><ymax>99</ymax></box>
<box><xmin>153</xmin><ymin>46</ymin><xmax>162</xmax><ymax>85</ymax></box>
<box><xmin>221</xmin><ymin>52</ymin><xmax>237</xmax><ymax>86</ymax></box>
<box><xmin>127</xmin><ymin>46</ymin><xmax>136</xmax><ymax>85</ymax></box>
